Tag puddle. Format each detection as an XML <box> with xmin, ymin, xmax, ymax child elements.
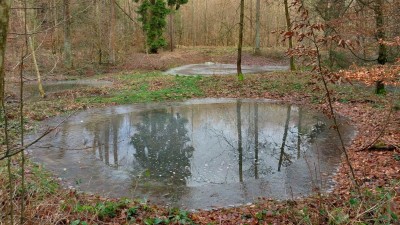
<box><xmin>28</xmin><ymin>99</ymin><xmax>354</xmax><ymax>209</ymax></box>
<box><xmin>23</xmin><ymin>80</ymin><xmax>112</xmax><ymax>99</ymax></box>
<box><xmin>164</xmin><ymin>63</ymin><xmax>289</xmax><ymax>75</ymax></box>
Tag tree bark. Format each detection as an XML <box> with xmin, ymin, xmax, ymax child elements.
<box><xmin>278</xmin><ymin>105</ymin><xmax>291</xmax><ymax>172</ymax></box>
<box><xmin>375</xmin><ymin>0</ymin><xmax>386</xmax><ymax>65</ymax></box>
<box><xmin>284</xmin><ymin>0</ymin><xmax>295</xmax><ymax>70</ymax></box>
<box><xmin>169</xmin><ymin>5</ymin><xmax>174</xmax><ymax>51</ymax></box>
<box><xmin>237</xmin><ymin>100</ymin><xmax>243</xmax><ymax>182</ymax></box>
<box><xmin>237</xmin><ymin>0</ymin><xmax>245</xmax><ymax>80</ymax></box>
<box><xmin>204</xmin><ymin>0</ymin><xmax>208</xmax><ymax>45</ymax></box>
<box><xmin>109</xmin><ymin>0</ymin><xmax>116</xmax><ymax>64</ymax></box>
<box><xmin>63</xmin><ymin>0</ymin><xmax>72</xmax><ymax>69</ymax></box>
<box><xmin>254</xmin><ymin>0</ymin><xmax>261</xmax><ymax>54</ymax></box>
<box><xmin>95</xmin><ymin>0</ymin><xmax>103</xmax><ymax>64</ymax></box>
<box><xmin>27</xmin><ymin>28</ymin><xmax>46</xmax><ymax>98</ymax></box>
<box><xmin>0</xmin><ymin>0</ymin><xmax>11</xmax><ymax>105</ymax></box>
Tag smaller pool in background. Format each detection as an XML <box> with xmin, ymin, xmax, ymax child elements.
<box><xmin>164</xmin><ymin>63</ymin><xmax>289</xmax><ymax>75</ymax></box>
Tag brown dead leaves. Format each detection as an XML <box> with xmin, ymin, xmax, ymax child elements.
<box><xmin>337</xmin><ymin>64</ymin><xmax>400</xmax><ymax>86</ymax></box>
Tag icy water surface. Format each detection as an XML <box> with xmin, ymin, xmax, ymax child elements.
<box><xmin>164</xmin><ymin>63</ymin><xmax>289</xmax><ymax>75</ymax></box>
<box><xmin>28</xmin><ymin>99</ymin><xmax>354</xmax><ymax>209</ymax></box>
<box><xmin>23</xmin><ymin>80</ymin><xmax>111</xmax><ymax>99</ymax></box>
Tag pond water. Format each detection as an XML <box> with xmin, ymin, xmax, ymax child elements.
<box><xmin>28</xmin><ymin>99</ymin><xmax>354</xmax><ymax>209</ymax></box>
<box><xmin>164</xmin><ymin>63</ymin><xmax>289</xmax><ymax>75</ymax></box>
<box><xmin>23</xmin><ymin>80</ymin><xmax>111</xmax><ymax>99</ymax></box>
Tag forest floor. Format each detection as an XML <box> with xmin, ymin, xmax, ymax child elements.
<box><xmin>1</xmin><ymin>47</ymin><xmax>400</xmax><ymax>224</ymax></box>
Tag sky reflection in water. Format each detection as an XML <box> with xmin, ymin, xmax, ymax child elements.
<box><xmin>29</xmin><ymin>99</ymin><xmax>353</xmax><ymax>209</ymax></box>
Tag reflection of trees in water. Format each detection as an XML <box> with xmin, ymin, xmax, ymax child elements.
<box><xmin>130</xmin><ymin>109</ymin><xmax>194</xmax><ymax>185</ymax></box>
<box><xmin>82</xmin><ymin>102</ymin><xmax>320</xmax><ymax>186</ymax></box>
<box><xmin>278</xmin><ymin>105</ymin><xmax>292</xmax><ymax>172</ymax></box>
<box><xmin>87</xmin><ymin>109</ymin><xmax>124</xmax><ymax>168</ymax></box>
<box><xmin>212</xmin><ymin>101</ymin><xmax>309</xmax><ymax>180</ymax></box>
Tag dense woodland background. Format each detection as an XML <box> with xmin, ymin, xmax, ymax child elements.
<box><xmin>4</xmin><ymin>0</ymin><xmax>400</xmax><ymax>78</ymax></box>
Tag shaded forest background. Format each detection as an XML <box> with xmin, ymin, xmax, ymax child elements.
<box><xmin>4</xmin><ymin>0</ymin><xmax>400</xmax><ymax>79</ymax></box>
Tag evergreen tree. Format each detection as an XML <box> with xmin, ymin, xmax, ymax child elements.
<box><xmin>135</xmin><ymin>0</ymin><xmax>188</xmax><ymax>54</ymax></box>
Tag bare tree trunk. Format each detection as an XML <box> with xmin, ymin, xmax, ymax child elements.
<box><xmin>0</xmin><ymin>2</ymin><xmax>12</xmax><ymax>223</ymax></box>
<box><xmin>254</xmin><ymin>102</ymin><xmax>259</xmax><ymax>179</ymax></box>
<box><xmin>375</xmin><ymin>0</ymin><xmax>386</xmax><ymax>65</ymax></box>
<box><xmin>191</xmin><ymin>0</ymin><xmax>195</xmax><ymax>46</ymax></box>
<box><xmin>0</xmin><ymin>0</ymin><xmax>11</xmax><ymax>104</ymax></box>
<box><xmin>284</xmin><ymin>0</ymin><xmax>295</xmax><ymax>70</ymax></box>
<box><xmin>109</xmin><ymin>0</ymin><xmax>116</xmax><ymax>64</ymax></box>
<box><xmin>204</xmin><ymin>0</ymin><xmax>208</xmax><ymax>45</ymax></box>
<box><xmin>52</xmin><ymin>0</ymin><xmax>58</xmax><ymax>54</ymax></box>
<box><xmin>63</xmin><ymin>0</ymin><xmax>72</xmax><ymax>69</ymax></box>
<box><xmin>278</xmin><ymin>105</ymin><xmax>291</xmax><ymax>172</ymax></box>
<box><xmin>237</xmin><ymin>100</ymin><xmax>243</xmax><ymax>182</ymax></box>
<box><xmin>374</xmin><ymin>0</ymin><xmax>386</xmax><ymax>94</ymax></box>
<box><xmin>169</xmin><ymin>6</ymin><xmax>174</xmax><ymax>51</ymax></box>
<box><xmin>237</xmin><ymin>0</ymin><xmax>245</xmax><ymax>80</ymax></box>
<box><xmin>95</xmin><ymin>0</ymin><xmax>103</xmax><ymax>64</ymax></box>
<box><xmin>254</xmin><ymin>0</ymin><xmax>261</xmax><ymax>54</ymax></box>
<box><xmin>27</xmin><ymin>30</ymin><xmax>46</xmax><ymax>98</ymax></box>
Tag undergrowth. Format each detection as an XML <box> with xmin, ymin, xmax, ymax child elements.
<box><xmin>1</xmin><ymin>70</ymin><xmax>399</xmax><ymax>224</ymax></box>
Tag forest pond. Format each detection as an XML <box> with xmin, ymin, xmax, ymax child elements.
<box><xmin>23</xmin><ymin>80</ymin><xmax>111</xmax><ymax>99</ymax></box>
<box><xmin>164</xmin><ymin>63</ymin><xmax>289</xmax><ymax>75</ymax></box>
<box><xmin>28</xmin><ymin>99</ymin><xmax>354</xmax><ymax>209</ymax></box>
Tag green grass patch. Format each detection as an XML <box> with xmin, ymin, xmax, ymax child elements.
<box><xmin>78</xmin><ymin>72</ymin><xmax>204</xmax><ymax>104</ymax></box>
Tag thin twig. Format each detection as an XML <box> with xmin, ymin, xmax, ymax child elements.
<box><xmin>0</xmin><ymin>112</ymin><xmax>76</xmax><ymax>161</ymax></box>
<box><xmin>357</xmin><ymin>106</ymin><xmax>393</xmax><ymax>152</ymax></box>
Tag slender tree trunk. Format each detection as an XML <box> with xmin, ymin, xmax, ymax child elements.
<box><xmin>375</xmin><ymin>1</ymin><xmax>386</xmax><ymax>65</ymax></box>
<box><xmin>297</xmin><ymin>108</ymin><xmax>302</xmax><ymax>159</ymax></box>
<box><xmin>169</xmin><ymin>6</ymin><xmax>174</xmax><ymax>51</ymax></box>
<box><xmin>375</xmin><ymin>0</ymin><xmax>387</xmax><ymax>94</ymax></box>
<box><xmin>52</xmin><ymin>0</ymin><xmax>58</xmax><ymax>54</ymax></box>
<box><xmin>254</xmin><ymin>0</ymin><xmax>261</xmax><ymax>54</ymax></box>
<box><xmin>278</xmin><ymin>105</ymin><xmax>291</xmax><ymax>172</ymax></box>
<box><xmin>0</xmin><ymin>2</ymin><xmax>12</xmax><ymax>223</ymax></box>
<box><xmin>0</xmin><ymin>0</ymin><xmax>11</xmax><ymax>105</ymax></box>
<box><xmin>237</xmin><ymin>0</ymin><xmax>245</xmax><ymax>80</ymax></box>
<box><xmin>191</xmin><ymin>0</ymin><xmax>195</xmax><ymax>46</ymax></box>
<box><xmin>284</xmin><ymin>0</ymin><xmax>295</xmax><ymax>70</ymax></box>
<box><xmin>112</xmin><ymin>118</ymin><xmax>119</xmax><ymax>168</ymax></box>
<box><xmin>63</xmin><ymin>0</ymin><xmax>72</xmax><ymax>69</ymax></box>
<box><xmin>109</xmin><ymin>0</ymin><xmax>116</xmax><ymax>64</ymax></box>
<box><xmin>28</xmin><ymin>31</ymin><xmax>46</xmax><ymax>98</ymax></box>
<box><xmin>249</xmin><ymin>0</ymin><xmax>253</xmax><ymax>45</ymax></box>
<box><xmin>275</xmin><ymin>13</ymin><xmax>279</xmax><ymax>47</ymax></box>
<box><xmin>95</xmin><ymin>0</ymin><xmax>103</xmax><ymax>64</ymax></box>
<box><xmin>204</xmin><ymin>0</ymin><xmax>208</xmax><ymax>45</ymax></box>
<box><xmin>237</xmin><ymin>100</ymin><xmax>243</xmax><ymax>182</ymax></box>
<box><xmin>105</xmin><ymin>123</ymin><xmax>110</xmax><ymax>165</ymax></box>
<box><xmin>254</xmin><ymin>102</ymin><xmax>259</xmax><ymax>179</ymax></box>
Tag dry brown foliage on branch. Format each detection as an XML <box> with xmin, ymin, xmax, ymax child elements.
<box><xmin>337</xmin><ymin>63</ymin><xmax>400</xmax><ymax>86</ymax></box>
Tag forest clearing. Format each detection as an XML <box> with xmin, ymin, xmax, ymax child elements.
<box><xmin>1</xmin><ymin>0</ymin><xmax>400</xmax><ymax>224</ymax></box>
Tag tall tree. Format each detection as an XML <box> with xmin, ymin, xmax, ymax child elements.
<box><xmin>315</xmin><ymin>0</ymin><xmax>346</xmax><ymax>68</ymax></box>
<box><xmin>135</xmin><ymin>0</ymin><xmax>188</xmax><ymax>53</ymax></box>
<box><xmin>166</xmin><ymin>0</ymin><xmax>188</xmax><ymax>51</ymax></box>
<box><xmin>63</xmin><ymin>0</ymin><xmax>72</xmax><ymax>68</ymax></box>
<box><xmin>284</xmin><ymin>0</ymin><xmax>295</xmax><ymax>70</ymax></box>
<box><xmin>357</xmin><ymin>0</ymin><xmax>388</xmax><ymax>93</ymax></box>
<box><xmin>0</xmin><ymin>0</ymin><xmax>12</xmax><ymax>105</ymax></box>
<box><xmin>254</xmin><ymin>0</ymin><xmax>261</xmax><ymax>54</ymax></box>
<box><xmin>237</xmin><ymin>0</ymin><xmax>245</xmax><ymax>80</ymax></box>
<box><xmin>109</xmin><ymin>0</ymin><xmax>116</xmax><ymax>64</ymax></box>
<box><xmin>95</xmin><ymin>0</ymin><xmax>103</xmax><ymax>64</ymax></box>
